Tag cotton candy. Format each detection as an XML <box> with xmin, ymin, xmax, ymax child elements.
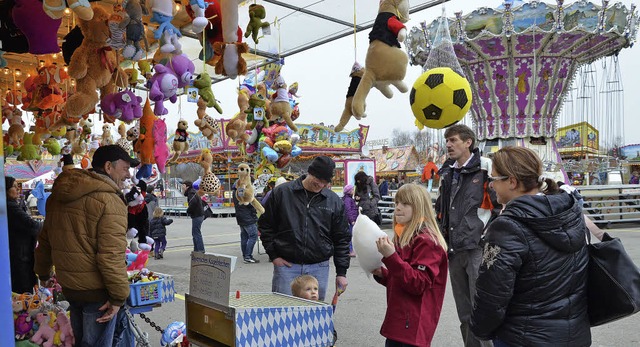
<box><xmin>353</xmin><ymin>213</ymin><xmax>389</xmax><ymax>278</ymax></box>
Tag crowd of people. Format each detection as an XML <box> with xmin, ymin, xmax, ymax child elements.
<box><xmin>4</xmin><ymin>123</ymin><xmax>617</xmax><ymax>346</ymax></box>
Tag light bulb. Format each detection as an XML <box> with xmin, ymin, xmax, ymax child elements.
<box><xmin>175</xmin><ymin>3</ymin><xmax>181</xmax><ymax>11</ymax></box>
<box><xmin>52</xmin><ymin>53</ymin><xmax>58</xmax><ymax>59</ymax></box>
<box><xmin>64</xmin><ymin>8</ymin><xmax>71</xmax><ymax>15</ymax></box>
<box><xmin>3</xmin><ymin>67</ymin><xmax>9</xmax><ymax>75</ymax></box>
<box><xmin>39</xmin><ymin>60</ymin><xmax>45</xmax><ymax>67</ymax></box>
<box><xmin>14</xmin><ymin>69</ymin><xmax>21</xmax><ymax>77</ymax></box>
<box><xmin>15</xmin><ymin>80</ymin><xmax>21</xmax><ymax>88</ymax></box>
<box><xmin>63</xmin><ymin>66</ymin><xmax>68</xmax><ymax>72</ymax></box>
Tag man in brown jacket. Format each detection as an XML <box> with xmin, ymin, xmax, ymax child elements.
<box><xmin>35</xmin><ymin>145</ymin><xmax>140</xmax><ymax>346</ymax></box>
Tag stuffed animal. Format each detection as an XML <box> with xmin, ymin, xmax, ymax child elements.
<box><xmin>235</xmin><ymin>163</ymin><xmax>265</xmax><ymax>214</ymax></box>
<box><xmin>56</xmin><ymin>311</ymin><xmax>74</xmax><ymax>347</ymax></box>
<box><xmin>66</xmin><ymin>4</ymin><xmax>124</xmax><ymax>118</ymax></box>
<box><xmin>13</xmin><ymin>0</ymin><xmax>62</xmax><ymax>54</ymax></box>
<box><xmin>101</xmin><ymin>124</ymin><xmax>115</xmax><ymax>145</ymax></box>
<box><xmin>42</xmin><ymin>0</ymin><xmax>93</xmax><ymax>20</ymax></box>
<box><xmin>115</xmin><ymin>123</ymin><xmax>133</xmax><ymax>154</ymax></box>
<box><xmin>188</xmin><ymin>0</ymin><xmax>208</xmax><ymax>33</ymax></box>
<box><xmin>153</xmin><ymin>117</ymin><xmax>169</xmax><ymax>174</ymax></box>
<box><xmin>198</xmin><ymin>149</ymin><xmax>221</xmax><ymax>195</ymax></box>
<box><xmin>3</xmin><ymin>105</ymin><xmax>25</xmax><ymax>147</ymax></box>
<box><xmin>30</xmin><ymin>312</ymin><xmax>56</xmax><ymax>347</ymax></box>
<box><xmin>17</xmin><ymin>133</ymin><xmax>41</xmax><ymax>161</ymax></box>
<box><xmin>244</xmin><ymin>4</ymin><xmax>269</xmax><ymax>44</ymax></box>
<box><xmin>351</xmin><ymin>0</ymin><xmax>410</xmax><ymax>119</ymax></box>
<box><xmin>135</xmin><ymin>100</ymin><xmax>157</xmax><ymax>179</ymax></box>
<box><xmin>245</xmin><ymin>92</ymin><xmax>268</xmax><ymax>129</ymax></box>
<box><xmin>226</xmin><ymin>111</ymin><xmax>250</xmax><ymax>149</ymax></box>
<box><xmin>334</xmin><ymin>62</ymin><xmax>365</xmax><ymax>132</ymax></box>
<box><xmin>194</xmin><ymin>97</ymin><xmax>220</xmax><ymax>142</ymax></box>
<box><xmin>165</xmin><ymin>53</ymin><xmax>196</xmax><ymax>88</ymax></box>
<box><xmin>126</xmin><ymin>186</ymin><xmax>150</xmax><ymax>245</ymax></box>
<box><xmin>43</xmin><ymin>137</ymin><xmax>61</xmax><ymax>155</ymax></box>
<box><xmin>150</xmin><ymin>0</ymin><xmax>182</xmax><ymax>54</ymax></box>
<box><xmin>122</xmin><ymin>0</ymin><xmax>149</xmax><ymax>61</ymax></box>
<box><xmin>237</xmin><ymin>88</ymin><xmax>250</xmax><ymax>113</ymax></box>
<box><xmin>269</xmin><ymin>75</ymin><xmax>297</xmax><ymax>131</ymax></box>
<box><xmin>193</xmin><ymin>72</ymin><xmax>223</xmax><ymax>114</ymax></box>
<box><xmin>149</xmin><ymin>63</ymin><xmax>179</xmax><ymax>116</ymax></box>
<box><xmin>170</xmin><ymin>119</ymin><xmax>189</xmax><ymax>163</ymax></box>
<box><xmin>214</xmin><ymin>0</ymin><xmax>248</xmax><ymax>79</ymax></box>
<box><xmin>100</xmin><ymin>90</ymin><xmax>144</xmax><ymax>122</ymax></box>
<box><xmin>107</xmin><ymin>4</ymin><xmax>127</xmax><ymax>50</ymax></box>
<box><xmin>31</xmin><ymin>64</ymin><xmax>69</xmax><ymax>110</ymax></box>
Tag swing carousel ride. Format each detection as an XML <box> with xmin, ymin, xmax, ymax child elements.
<box><xmin>406</xmin><ymin>0</ymin><xmax>638</xmax><ymax>181</ymax></box>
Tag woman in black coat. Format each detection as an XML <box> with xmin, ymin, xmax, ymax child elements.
<box><xmin>470</xmin><ymin>147</ymin><xmax>590</xmax><ymax>347</ymax></box>
<box><xmin>6</xmin><ymin>176</ymin><xmax>42</xmax><ymax>293</ymax></box>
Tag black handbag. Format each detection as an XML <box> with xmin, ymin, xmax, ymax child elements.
<box><xmin>587</xmin><ymin>231</ymin><xmax>640</xmax><ymax>326</ymax></box>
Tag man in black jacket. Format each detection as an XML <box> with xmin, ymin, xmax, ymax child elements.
<box><xmin>435</xmin><ymin>124</ymin><xmax>497</xmax><ymax>347</ymax></box>
<box><xmin>258</xmin><ymin>156</ymin><xmax>351</xmax><ymax>301</ymax></box>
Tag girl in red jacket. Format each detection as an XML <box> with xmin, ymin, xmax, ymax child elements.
<box><xmin>373</xmin><ymin>184</ymin><xmax>448</xmax><ymax>347</ymax></box>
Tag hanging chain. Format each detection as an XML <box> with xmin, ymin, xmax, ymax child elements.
<box><xmin>138</xmin><ymin>312</ymin><xmax>165</xmax><ymax>334</ymax></box>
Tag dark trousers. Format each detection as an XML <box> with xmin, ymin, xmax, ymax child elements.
<box><xmin>385</xmin><ymin>339</ymin><xmax>416</xmax><ymax>347</ymax></box>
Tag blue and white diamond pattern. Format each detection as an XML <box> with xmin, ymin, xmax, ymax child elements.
<box><xmin>236</xmin><ymin>306</ymin><xmax>334</xmax><ymax>347</ymax></box>
<box><xmin>157</xmin><ymin>273</ymin><xmax>175</xmax><ymax>303</ymax></box>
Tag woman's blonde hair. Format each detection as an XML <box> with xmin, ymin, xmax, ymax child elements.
<box><xmin>393</xmin><ymin>184</ymin><xmax>447</xmax><ymax>251</ymax></box>
<box><xmin>153</xmin><ymin>206</ymin><xmax>164</xmax><ymax>218</ymax></box>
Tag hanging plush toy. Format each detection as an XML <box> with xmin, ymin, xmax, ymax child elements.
<box><xmin>194</xmin><ymin>97</ymin><xmax>220</xmax><ymax>142</ymax></box>
<box><xmin>149</xmin><ymin>0</ymin><xmax>182</xmax><ymax>54</ymax></box>
<box><xmin>101</xmin><ymin>124</ymin><xmax>115</xmax><ymax>145</ymax></box>
<box><xmin>334</xmin><ymin>62</ymin><xmax>365</xmax><ymax>132</ymax></box>
<box><xmin>125</xmin><ymin>186</ymin><xmax>150</xmax><ymax>245</ymax></box>
<box><xmin>198</xmin><ymin>149</ymin><xmax>221</xmax><ymax>195</ymax></box>
<box><xmin>351</xmin><ymin>0</ymin><xmax>410</xmax><ymax>119</ymax></box>
<box><xmin>153</xmin><ymin>117</ymin><xmax>170</xmax><ymax>174</ymax></box>
<box><xmin>193</xmin><ymin>73</ymin><xmax>223</xmax><ymax>114</ymax></box>
<box><xmin>170</xmin><ymin>119</ymin><xmax>189</xmax><ymax>163</ymax></box>
<box><xmin>134</xmin><ymin>100</ymin><xmax>157</xmax><ymax>179</ymax></box>
<box><xmin>269</xmin><ymin>75</ymin><xmax>297</xmax><ymax>131</ymax></box>
<box><xmin>100</xmin><ymin>90</ymin><xmax>144</xmax><ymax>122</ymax></box>
<box><xmin>226</xmin><ymin>110</ymin><xmax>250</xmax><ymax>149</ymax></box>
<box><xmin>244</xmin><ymin>4</ymin><xmax>269</xmax><ymax>44</ymax></box>
<box><xmin>214</xmin><ymin>0</ymin><xmax>248</xmax><ymax>79</ymax></box>
<box><xmin>149</xmin><ymin>63</ymin><xmax>179</xmax><ymax>116</ymax></box>
<box><xmin>122</xmin><ymin>0</ymin><xmax>149</xmax><ymax>61</ymax></box>
<box><xmin>188</xmin><ymin>0</ymin><xmax>208</xmax><ymax>33</ymax></box>
<box><xmin>13</xmin><ymin>0</ymin><xmax>62</xmax><ymax>54</ymax></box>
<box><xmin>66</xmin><ymin>4</ymin><xmax>125</xmax><ymax>118</ymax></box>
<box><xmin>42</xmin><ymin>0</ymin><xmax>93</xmax><ymax>20</ymax></box>
<box><xmin>234</xmin><ymin>163</ymin><xmax>265</xmax><ymax>214</ymax></box>
<box><xmin>17</xmin><ymin>133</ymin><xmax>41</xmax><ymax>161</ymax></box>
<box><xmin>116</xmin><ymin>123</ymin><xmax>133</xmax><ymax>154</ymax></box>
<box><xmin>3</xmin><ymin>105</ymin><xmax>25</xmax><ymax>148</ymax></box>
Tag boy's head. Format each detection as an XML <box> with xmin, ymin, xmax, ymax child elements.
<box><xmin>153</xmin><ymin>206</ymin><xmax>164</xmax><ymax>218</ymax></box>
<box><xmin>291</xmin><ymin>275</ymin><xmax>319</xmax><ymax>301</ymax></box>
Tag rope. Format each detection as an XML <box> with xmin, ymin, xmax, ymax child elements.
<box><xmin>353</xmin><ymin>0</ymin><xmax>357</xmax><ymax>62</ymax></box>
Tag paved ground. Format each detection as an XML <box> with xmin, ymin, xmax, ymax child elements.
<box><xmin>138</xmin><ymin>216</ymin><xmax>640</xmax><ymax>346</ymax></box>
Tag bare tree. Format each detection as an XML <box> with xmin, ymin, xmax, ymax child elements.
<box><xmin>390</xmin><ymin>128</ymin><xmax>434</xmax><ymax>154</ymax></box>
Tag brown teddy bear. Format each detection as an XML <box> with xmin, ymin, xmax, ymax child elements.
<box><xmin>269</xmin><ymin>75</ymin><xmax>297</xmax><ymax>131</ymax></box>
<box><xmin>334</xmin><ymin>62</ymin><xmax>365</xmax><ymax>132</ymax></box>
<box><xmin>169</xmin><ymin>119</ymin><xmax>189</xmax><ymax>163</ymax></box>
<box><xmin>351</xmin><ymin>0</ymin><xmax>410</xmax><ymax>119</ymax></box>
<box><xmin>234</xmin><ymin>163</ymin><xmax>265</xmax><ymax>215</ymax></box>
<box><xmin>65</xmin><ymin>4</ymin><xmax>126</xmax><ymax>119</ymax></box>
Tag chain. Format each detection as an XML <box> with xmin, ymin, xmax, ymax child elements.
<box><xmin>138</xmin><ymin>312</ymin><xmax>165</xmax><ymax>334</ymax></box>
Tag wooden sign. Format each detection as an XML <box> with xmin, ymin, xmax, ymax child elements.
<box><xmin>189</xmin><ymin>252</ymin><xmax>236</xmax><ymax>306</ymax></box>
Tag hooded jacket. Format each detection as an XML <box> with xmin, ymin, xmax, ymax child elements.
<box><xmin>34</xmin><ymin>169</ymin><xmax>130</xmax><ymax>306</ymax></box>
<box><xmin>258</xmin><ymin>175</ymin><xmax>351</xmax><ymax>276</ymax></box>
<box><xmin>470</xmin><ymin>192</ymin><xmax>591</xmax><ymax>347</ymax></box>
<box><xmin>7</xmin><ymin>198</ymin><xmax>42</xmax><ymax>293</ymax></box>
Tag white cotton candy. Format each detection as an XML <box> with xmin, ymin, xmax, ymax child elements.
<box><xmin>352</xmin><ymin>213</ymin><xmax>389</xmax><ymax>278</ymax></box>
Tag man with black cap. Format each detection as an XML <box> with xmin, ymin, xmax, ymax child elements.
<box><xmin>34</xmin><ymin>145</ymin><xmax>140</xmax><ymax>346</ymax></box>
<box><xmin>258</xmin><ymin>155</ymin><xmax>351</xmax><ymax>301</ymax></box>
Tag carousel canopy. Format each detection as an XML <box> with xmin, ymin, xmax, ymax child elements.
<box><xmin>406</xmin><ymin>0</ymin><xmax>639</xmax><ymax>140</ymax></box>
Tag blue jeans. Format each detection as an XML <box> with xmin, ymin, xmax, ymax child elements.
<box><xmin>240</xmin><ymin>223</ymin><xmax>258</xmax><ymax>259</ymax></box>
<box><xmin>69</xmin><ymin>300</ymin><xmax>118</xmax><ymax>347</ymax></box>
<box><xmin>191</xmin><ymin>216</ymin><xmax>205</xmax><ymax>252</ymax></box>
<box><xmin>272</xmin><ymin>260</ymin><xmax>330</xmax><ymax>301</ymax></box>
<box><xmin>493</xmin><ymin>339</ymin><xmax>510</xmax><ymax>347</ymax></box>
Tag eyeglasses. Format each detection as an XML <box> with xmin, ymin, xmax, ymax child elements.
<box><xmin>488</xmin><ymin>175</ymin><xmax>509</xmax><ymax>183</ymax></box>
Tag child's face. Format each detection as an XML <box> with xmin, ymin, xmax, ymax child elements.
<box><xmin>394</xmin><ymin>202</ymin><xmax>413</xmax><ymax>225</ymax></box>
<box><xmin>299</xmin><ymin>281</ymin><xmax>319</xmax><ymax>301</ymax></box>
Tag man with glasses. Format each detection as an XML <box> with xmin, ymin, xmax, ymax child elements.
<box><xmin>435</xmin><ymin>124</ymin><xmax>499</xmax><ymax>347</ymax></box>
<box><xmin>258</xmin><ymin>156</ymin><xmax>351</xmax><ymax>301</ymax></box>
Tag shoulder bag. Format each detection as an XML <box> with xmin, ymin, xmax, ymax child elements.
<box><xmin>587</xmin><ymin>231</ymin><xmax>640</xmax><ymax>326</ymax></box>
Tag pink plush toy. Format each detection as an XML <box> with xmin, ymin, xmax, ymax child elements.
<box><xmin>127</xmin><ymin>248</ymin><xmax>151</xmax><ymax>271</ymax></box>
<box><xmin>31</xmin><ymin>312</ymin><xmax>57</xmax><ymax>347</ymax></box>
<box><xmin>149</xmin><ymin>63</ymin><xmax>178</xmax><ymax>116</ymax></box>
<box><xmin>56</xmin><ymin>311</ymin><xmax>75</xmax><ymax>347</ymax></box>
<box><xmin>153</xmin><ymin>118</ymin><xmax>170</xmax><ymax>174</ymax></box>
<box><xmin>165</xmin><ymin>53</ymin><xmax>196</xmax><ymax>88</ymax></box>
<box><xmin>100</xmin><ymin>90</ymin><xmax>144</xmax><ymax>123</ymax></box>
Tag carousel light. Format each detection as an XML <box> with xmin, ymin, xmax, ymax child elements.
<box><xmin>64</xmin><ymin>8</ymin><xmax>71</xmax><ymax>15</ymax></box>
<box><xmin>26</xmin><ymin>73</ymin><xmax>31</xmax><ymax>78</ymax></box>
<box><xmin>39</xmin><ymin>60</ymin><xmax>45</xmax><ymax>67</ymax></box>
<box><xmin>3</xmin><ymin>67</ymin><xmax>9</xmax><ymax>75</ymax></box>
<box><xmin>52</xmin><ymin>53</ymin><xmax>58</xmax><ymax>59</ymax></box>
<box><xmin>15</xmin><ymin>80</ymin><xmax>21</xmax><ymax>88</ymax></box>
<box><xmin>63</xmin><ymin>66</ymin><xmax>68</xmax><ymax>72</ymax></box>
<box><xmin>14</xmin><ymin>69</ymin><xmax>21</xmax><ymax>77</ymax></box>
<box><xmin>175</xmin><ymin>3</ymin><xmax>181</xmax><ymax>11</ymax></box>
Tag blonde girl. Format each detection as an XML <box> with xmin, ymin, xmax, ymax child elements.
<box><xmin>149</xmin><ymin>206</ymin><xmax>173</xmax><ymax>259</ymax></box>
<box><xmin>373</xmin><ymin>184</ymin><xmax>448</xmax><ymax>347</ymax></box>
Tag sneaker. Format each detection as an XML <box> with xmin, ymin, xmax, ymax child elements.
<box><xmin>243</xmin><ymin>258</ymin><xmax>256</xmax><ymax>263</ymax></box>
<box><xmin>250</xmin><ymin>257</ymin><xmax>260</xmax><ymax>263</ymax></box>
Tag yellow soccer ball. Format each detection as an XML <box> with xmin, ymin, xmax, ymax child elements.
<box><xmin>409</xmin><ymin>67</ymin><xmax>472</xmax><ymax>129</ymax></box>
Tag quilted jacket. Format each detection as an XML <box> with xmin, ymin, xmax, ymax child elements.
<box><xmin>34</xmin><ymin>169</ymin><xmax>130</xmax><ymax>306</ymax></box>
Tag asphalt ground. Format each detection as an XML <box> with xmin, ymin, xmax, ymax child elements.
<box><xmin>138</xmin><ymin>216</ymin><xmax>640</xmax><ymax>346</ymax></box>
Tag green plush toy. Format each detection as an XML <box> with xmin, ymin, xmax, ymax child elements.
<box><xmin>245</xmin><ymin>93</ymin><xmax>268</xmax><ymax>129</ymax></box>
<box><xmin>193</xmin><ymin>72</ymin><xmax>223</xmax><ymax>114</ymax></box>
<box><xmin>17</xmin><ymin>133</ymin><xmax>42</xmax><ymax>161</ymax></box>
<box><xmin>43</xmin><ymin>137</ymin><xmax>61</xmax><ymax>155</ymax></box>
<box><xmin>244</xmin><ymin>4</ymin><xmax>269</xmax><ymax>44</ymax></box>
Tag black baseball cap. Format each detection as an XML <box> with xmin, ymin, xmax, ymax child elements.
<box><xmin>92</xmin><ymin>145</ymin><xmax>140</xmax><ymax>169</ymax></box>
